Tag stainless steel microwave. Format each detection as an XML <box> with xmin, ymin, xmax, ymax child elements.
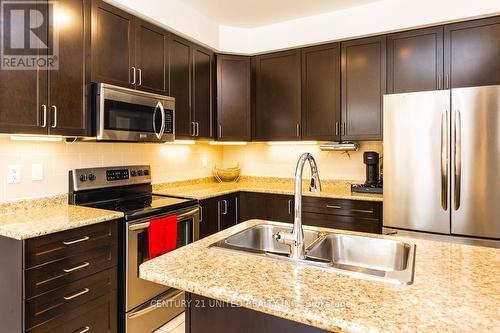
<box><xmin>94</xmin><ymin>83</ymin><xmax>175</xmax><ymax>142</ymax></box>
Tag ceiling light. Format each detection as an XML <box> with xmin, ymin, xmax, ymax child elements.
<box><xmin>267</xmin><ymin>141</ymin><xmax>317</xmax><ymax>145</ymax></box>
<box><xmin>208</xmin><ymin>141</ymin><xmax>248</xmax><ymax>145</ymax></box>
<box><xmin>10</xmin><ymin>135</ymin><xmax>63</xmax><ymax>142</ymax></box>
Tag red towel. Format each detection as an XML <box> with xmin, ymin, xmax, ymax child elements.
<box><xmin>148</xmin><ymin>216</ymin><xmax>178</xmax><ymax>260</ymax></box>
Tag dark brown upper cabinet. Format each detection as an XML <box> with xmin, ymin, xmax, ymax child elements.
<box><xmin>169</xmin><ymin>35</ymin><xmax>214</xmax><ymax>140</ymax></box>
<box><xmin>216</xmin><ymin>55</ymin><xmax>251</xmax><ymax>141</ymax></box>
<box><xmin>301</xmin><ymin>44</ymin><xmax>341</xmax><ymax>141</ymax></box>
<box><xmin>253</xmin><ymin>50</ymin><xmax>302</xmax><ymax>141</ymax></box>
<box><xmin>444</xmin><ymin>16</ymin><xmax>500</xmax><ymax>89</ymax></box>
<box><xmin>387</xmin><ymin>27</ymin><xmax>444</xmax><ymax>93</ymax></box>
<box><xmin>0</xmin><ymin>0</ymin><xmax>90</xmax><ymax>136</ymax></box>
<box><xmin>91</xmin><ymin>0</ymin><xmax>135</xmax><ymax>88</ymax></box>
<box><xmin>341</xmin><ymin>36</ymin><xmax>386</xmax><ymax>141</ymax></box>
<box><xmin>135</xmin><ymin>19</ymin><xmax>169</xmax><ymax>95</ymax></box>
<box><xmin>91</xmin><ymin>0</ymin><xmax>168</xmax><ymax>94</ymax></box>
<box><xmin>192</xmin><ymin>45</ymin><xmax>214</xmax><ymax>139</ymax></box>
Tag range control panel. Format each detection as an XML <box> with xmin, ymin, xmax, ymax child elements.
<box><xmin>70</xmin><ymin>165</ymin><xmax>151</xmax><ymax>191</ymax></box>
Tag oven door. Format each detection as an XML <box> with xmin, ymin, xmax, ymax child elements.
<box><xmin>95</xmin><ymin>83</ymin><xmax>175</xmax><ymax>142</ymax></box>
<box><xmin>126</xmin><ymin>206</ymin><xmax>200</xmax><ymax>312</ymax></box>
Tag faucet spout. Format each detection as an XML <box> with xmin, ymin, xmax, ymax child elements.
<box><xmin>274</xmin><ymin>153</ymin><xmax>321</xmax><ymax>260</ymax></box>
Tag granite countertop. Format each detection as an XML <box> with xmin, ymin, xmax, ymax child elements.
<box><xmin>140</xmin><ymin>219</ymin><xmax>500</xmax><ymax>333</ymax></box>
<box><xmin>153</xmin><ymin>177</ymin><xmax>383</xmax><ymax>202</ymax></box>
<box><xmin>0</xmin><ymin>204</ymin><xmax>124</xmax><ymax>240</ymax></box>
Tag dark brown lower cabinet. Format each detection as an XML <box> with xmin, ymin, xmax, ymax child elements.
<box><xmin>0</xmin><ymin>221</ymin><xmax>118</xmax><ymax>333</ymax></box>
<box><xmin>199</xmin><ymin>193</ymin><xmax>239</xmax><ymax>239</ymax></box>
<box><xmin>238</xmin><ymin>192</ymin><xmax>293</xmax><ymax>223</ymax></box>
<box><xmin>239</xmin><ymin>192</ymin><xmax>382</xmax><ymax>234</ymax></box>
<box><xmin>186</xmin><ymin>293</ymin><xmax>328</xmax><ymax>333</ymax></box>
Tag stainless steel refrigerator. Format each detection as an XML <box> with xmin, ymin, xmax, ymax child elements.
<box><xmin>383</xmin><ymin>85</ymin><xmax>500</xmax><ymax>239</ymax></box>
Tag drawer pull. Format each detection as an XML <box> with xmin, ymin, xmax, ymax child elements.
<box><xmin>63</xmin><ymin>236</ymin><xmax>90</xmax><ymax>245</ymax></box>
<box><xmin>74</xmin><ymin>327</ymin><xmax>90</xmax><ymax>333</ymax></box>
<box><xmin>64</xmin><ymin>288</ymin><xmax>90</xmax><ymax>300</ymax></box>
<box><xmin>63</xmin><ymin>262</ymin><xmax>90</xmax><ymax>273</ymax></box>
<box><xmin>326</xmin><ymin>205</ymin><xmax>342</xmax><ymax>209</ymax></box>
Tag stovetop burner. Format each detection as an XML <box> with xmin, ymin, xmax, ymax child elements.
<box><xmin>351</xmin><ymin>183</ymin><xmax>383</xmax><ymax>194</ymax></box>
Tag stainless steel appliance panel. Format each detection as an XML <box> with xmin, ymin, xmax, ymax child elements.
<box><xmin>451</xmin><ymin>86</ymin><xmax>500</xmax><ymax>239</ymax></box>
<box><xmin>383</xmin><ymin>90</ymin><xmax>451</xmax><ymax>234</ymax></box>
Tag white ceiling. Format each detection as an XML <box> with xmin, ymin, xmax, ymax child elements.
<box><xmin>181</xmin><ymin>0</ymin><xmax>381</xmax><ymax>28</ymax></box>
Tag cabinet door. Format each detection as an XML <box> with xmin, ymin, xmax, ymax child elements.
<box><xmin>169</xmin><ymin>35</ymin><xmax>192</xmax><ymax>139</ymax></box>
<box><xmin>135</xmin><ymin>19</ymin><xmax>169</xmax><ymax>95</ymax></box>
<box><xmin>0</xmin><ymin>1</ymin><xmax>47</xmax><ymax>135</ymax></box>
<box><xmin>218</xmin><ymin>195</ymin><xmax>238</xmax><ymax>231</ymax></box>
<box><xmin>239</xmin><ymin>192</ymin><xmax>293</xmax><ymax>223</ymax></box>
<box><xmin>216</xmin><ymin>55</ymin><xmax>251</xmax><ymax>141</ymax></box>
<box><xmin>91</xmin><ymin>0</ymin><xmax>135</xmax><ymax>88</ymax></box>
<box><xmin>199</xmin><ymin>198</ymin><xmax>218</xmax><ymax>239</ymax></box>
<box><xmin>48</xmin><ymin>0</ymin><xmax>90</xmax><ymax>136</ymax></box>
<box><xmin>301</xmin><ymin>44</ymin><xmax>341</xmax><ymax>141</ymax></box>
<box><xmin>253</xmin><ymin>50</ymin><xmax>301</xmax><ymax>141</ymax></box>
<box><xmin>341</xmin><ymin>36</ymin><xmax>386</xmax><ymax>141</ymax></box>
<box><xmin>444</xmin><ymin>16</ymin><xmax>500</xmax><ymax>88</ymax></box>
<box><xmin>192</xmin><ymin>46</ymin><xmax>213</xmax><ymax>139</ymax></box>
<box><xmin>387</xmin><ymin>27</ymin><xmax>444</xmax><ymax>93</ymax></box>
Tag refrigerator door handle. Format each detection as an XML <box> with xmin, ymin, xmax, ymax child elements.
<box><xmin>440</xmin><ymin>110</ymin><xmax>449</xmax><ymax>211</ymax></box>
<box><xmin>454</xmin><ymin>109</ymin><xmax>462</xmax><ymax>210</ymax></box>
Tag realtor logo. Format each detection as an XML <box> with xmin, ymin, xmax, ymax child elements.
<box><xmin>1</xmin><ymin>1</ymin><xmax>58</xmax><ymax>70</ymax></box>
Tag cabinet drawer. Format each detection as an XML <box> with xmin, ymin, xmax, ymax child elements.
<box><xmin>25</xmin><ymin>221</ymin><xmax>116</xmax><ymax>268</ymax></box>
<box><xmin>27</xmin><ymin>291</ymin><xmax>116</xmax><ymax>333</ymax></box>
<box><xmin>25</xmin><ymin>267</ymin><xmax>116</xmax><ymax>330</ymax></box>
<box><xmin>302</xmin><ymin>212</ymin><xmax>381</xmax><ymax>234</ymax></box>
<box><xmin>25</xmin><ymin>242</ymin><xmax>116</xmax><ymax>298</ymax></box>
<box><xmin>302</xmin><ymin>197</ymin><xmax>379</xmax><ymax>219</ymax></box>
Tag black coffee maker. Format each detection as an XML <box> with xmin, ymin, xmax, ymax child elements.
<box><xmin>351</xmin><ymin>151</ymin><xmax>383</xmax><ymax>194</ymax></box>
<box><xmin>363</xmin><ymin>151</ymin><xmax>380</xmax><ymax>185</ymax></box>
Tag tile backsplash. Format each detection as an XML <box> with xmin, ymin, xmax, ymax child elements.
<box><xmin>0</xmin><ymin>136</ymin><xmax>222</xmax><ymax>202</ymax></box>
<box><xmin>0</xmin><ymin>137</ymin><xmax>382</xmax><ymax>202</ymax></box>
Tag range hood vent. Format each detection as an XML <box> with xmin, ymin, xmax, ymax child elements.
<box><xmin>320</xmin><ymin>141</ymin><xmax>359</xmax><ymax>151</ymax></box>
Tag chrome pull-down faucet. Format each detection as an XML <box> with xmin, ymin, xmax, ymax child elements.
<box><xmin>273</xmin><ymin>153</ymin><xmax>321</xmax><ymax>259</ymax></box>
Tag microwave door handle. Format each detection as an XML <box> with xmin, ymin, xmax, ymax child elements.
<box><xmin>158</xmin><ymin>101</ymin><xmax>166</xmax><ymax>138</ymax></box>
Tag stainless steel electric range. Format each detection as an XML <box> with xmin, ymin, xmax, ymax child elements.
<box><xmin>69</xmin><ymin>165</ymin><xmax>200</xmax><ymax>333</ymax></box>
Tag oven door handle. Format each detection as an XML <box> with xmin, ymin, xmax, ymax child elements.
<box><xmin>127</xmin><ymin>208</ymin><xmax>199</xmax><ymax>231</ymax></box>
<box><xmin>128</xmin><ymin>290</ymin><xmax>184</xmax><ymax>319</ymax></box>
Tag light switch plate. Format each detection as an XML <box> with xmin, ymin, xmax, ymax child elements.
<box><xmin>7</xmin><ymin>165</ymin><xmax>21</xmax><ymax>184</ymax></box>
<box><xmin>32</xmin><ymin>163</ymin><xmax>43</xmax><ymax>181</ymax></box>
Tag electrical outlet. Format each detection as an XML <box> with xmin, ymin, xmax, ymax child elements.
<box><xmin>202</xmin><ymin>157</ymin><xmax>208</xmax><ymax>168</ymax></box>
<box><xmin>32</xmin><ymin>163</ymin><xmax>43</xmax><ymax>181</ymax></box>
<box><xmin>7</xmin><ymin>165</ymin><xmax>21</xmax><ymax>184</ymax></box>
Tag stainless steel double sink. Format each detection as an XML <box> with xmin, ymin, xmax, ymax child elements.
<box><xmin>210</xmin><ymin>223</ymin><xmax>416</xmax><ymax>285</ymax></box>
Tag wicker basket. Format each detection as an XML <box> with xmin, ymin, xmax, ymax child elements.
<box><xmin>213</xmin><ymin>164</ymin><xmax>241</xmax><ymax>183</ymax></box>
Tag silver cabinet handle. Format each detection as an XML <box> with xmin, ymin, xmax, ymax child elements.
<box><xmin>218</xmin><ymin>124</ymin><xmax>222</xmax><ymax>138</ymax></box>
<box><xmin>41</xmin><ymin>105</ymin><xmax>47</xmax><ymax>128</ymax></box>
<box><xmin>454</xmin><ymin>109</ymin><xmax>461</xmax><ymax>210</ymax></box>
<box><xmin>288</xmin><ymin>199</ymin><xmax>293</xmax><ymax>215</ymax></box>
<box><xmin>296</xmin><ymin>123</ymin><xmax>300</xmax><ymax>137</ymax></box>
<box><xmin>74</xmin><ymin>327</ymin><xmax>90</xmax><ymax>333</ymax></box>
<box><xmin>138</xmin><ymin>68</ymin><xmax>142</xmax><ymax>86</ymax></box>
<box><xmin>195</xmin><ymin>122</ymin><xmax>200</xmax><ymax>137</ymax></box>
<box><xmin>326</xmin><ymin>205</ymin><xmax>342</xmax><ymax>209</ymax></box>
<box><xmin>51</xmin><ymin>105</ymin><xmax>57</xmax><ymax>128</ymax></box>
<box><xmin>335</xmin><ymin>122</ymin><xmax>339</xmax><ymax>136</ymax></box>
<box><xmin>342</xmin><ymin>122</ymin><xmax>347</xmax><ymax>136</ymax></box>
<box><xmin>63</xmin><ymin>236</ymin><xmax>89</xmax><ymax>245</ymax></box>
<box><xmin>440</xmin><ymin>110</ymin><xmax>449</xmax><ymax>210</ymax></box>
<box><xmin>63</xmin><ymin>262</ymin><xmax>90</xmax><ymax>273</ymax></box>
<box><xmin>199</xmin><ymin>205</ymin><xmax>203</xmax><ymax>222</ymax></box>
<box><xmin>131</xmin><ymin>67</ymin><xmax>136</xmax><ymax>85</ymax></box>
<box><xmin>445</xmin><ymin>74</ymin><xmax>449</xmax><ymax>89</ymax></box>
<box><xmin>64</xmin><ymin>288</ymin><xmax>89</xmax><ymax>300</ymax></box>
<box><xmin>191</xmin><ymin>122</ymin><xmax>196</xmax><ymax>137</ymax></box>
<box><xmin>221</xmin><ymin>199</ymin><xmax>228</xmax><ymax>215</ymax></box>
<box><xmin>437</xmin><ymin>75</ymin><xmax>442</xmax><ymax>90</ymax></box>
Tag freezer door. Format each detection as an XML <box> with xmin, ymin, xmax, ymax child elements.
<box><xmin>451</xmin><ymin>86</ymin><xmax>500</xmax><ymax>239</ymax></box>
<box><xmin>383</xmin><ymin>90</ymin><xmax>451</xmax><ymax>234</ymax></box>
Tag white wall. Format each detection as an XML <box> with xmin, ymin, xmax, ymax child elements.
<box><xmin>0</xmin><ymin>137</ymin><xmax>221</xmax><ymax>202</ymax></box>
<box><xmin>222</xmin><ymin>142</ymin><xmax>383</xmax><ymax>181</ymax></box>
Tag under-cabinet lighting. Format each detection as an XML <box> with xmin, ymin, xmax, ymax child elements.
<box><xmin>10</xmin><ymin>135</ymin><xmax>63</xmax><ymax>142</ymax></box>
<box><xmin>267</xmin><ymin>141</ymin><xmax>317</xmax><ymax>146</ymax></box>
<box><xmin>166</xmin><ymin>140</ymin><xmax>196</xmax><ymax>145</ymax></box>
<box><xmin>208</xmin><ymin>141</ymin><xmax>248</xmax><ymax>146</ymax></box>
